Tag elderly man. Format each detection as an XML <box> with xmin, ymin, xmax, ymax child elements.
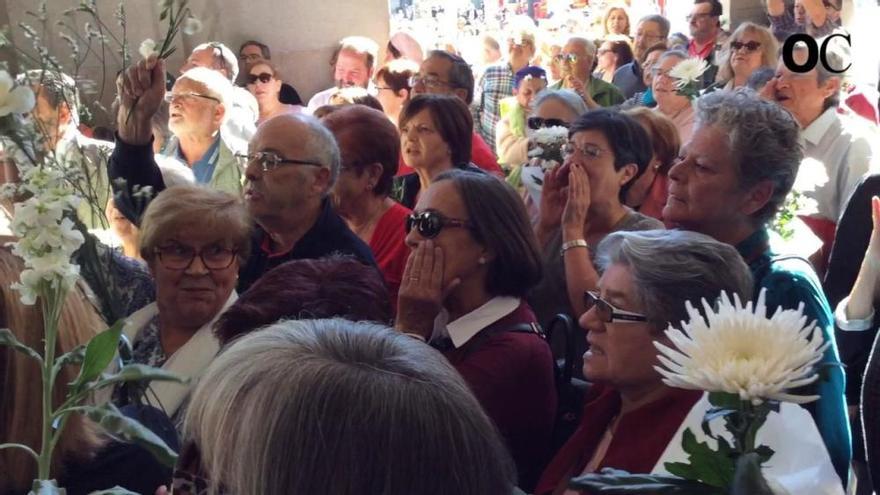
<box><xmin>762</xmin><ymin>39</ymin><xmax>878</xmax><ymax>271</ymax></box>
<box><xmin>236</xmin><ymin>40</ymin><xmax>302</xmax><ymax>106</ymax></box>
<box><xmin>110</xmin><ymin>56</ymin><xmax>375</xmax><ymax>293</ymax></box>
<box><xmin>17</xmin><ymin>70</ymin><xmax>111</xmax><ymax>229</ymax></box>
<box><xmin>180</xmin><ymin>42</ymin><xmax>258</xmax><ymax>142</ymax></box>
<box><xmin>687</xmin><ymin>0</ymin><xmax>723</xmax><ymax>88</ymax></box>
<box><xmin>162</xmin><ymin>67</ymin><xmax>243</xmax><ymax>194</ymax></box>
<box><xmin>765</xmin><ymin>0</ymin><xmax>842</xmax><ymax>42</ymax></box>
<box><xmin>613</xmin><ymin>15</ymin><xmax>670</xmax><ymax>99</ymax></box>
<box><xmin>472</xmin><ymin>20</ymin><xmax>537</xmax><ymax>150</ymax></box>
<box><xmin>550</xmin><ymin>37</ymin><xmax>624</xmax><ymax>109</ymax></box>
<box><xmin>409</xmin><ymin>50</ymin><xmax>502</xmax><ymax>176</ymax></box>
<box><xmin>306</xmin><ymin>36</ymin><xmax>379</xmax><ymax>114</ymax></box>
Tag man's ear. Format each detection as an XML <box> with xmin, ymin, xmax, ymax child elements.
<box><xmin>820</xmin><ymin>75</ymin><xmax>842</xmax><ymax>102</ymax></box>
<box><xmin>313</xmin><ymin>166</ymin><xmax>332</xmax><ymax>196</ymax></box>
<box><xmin>214</xmin><ymin>103</ymin><xmax>227</xmax><ymax>127</ymax></box>
<box><xmin>452</xmin><ymin>88</ymin><xmax>469</xmax><ymax>104</ymax></box>
<box><xmin>739</xmin><ymin>179</ymin><xmax>774</xmax><ymax>217</ymax></box>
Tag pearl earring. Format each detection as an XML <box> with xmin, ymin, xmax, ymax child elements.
<box><xmin>478</xmin><ymin>256</ymin><xmax>487</xmax><ymax>265</ymax></box>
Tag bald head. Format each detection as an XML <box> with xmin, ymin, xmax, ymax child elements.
<box><xmin>253</xmin><ymin>113</ymin><xmax>341</xmax><ymax>189</ymax></box>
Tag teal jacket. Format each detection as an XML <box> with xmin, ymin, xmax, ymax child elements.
<box><xmin>738</xmin><ymin>228</ymin><xmax>851</xmax><ymax>484</ymax></box>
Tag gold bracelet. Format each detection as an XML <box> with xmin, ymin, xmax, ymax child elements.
<box><xmin>560</xmin><ymin>239</ymin><xmax>589</xmax><ymax>257</ymax></box>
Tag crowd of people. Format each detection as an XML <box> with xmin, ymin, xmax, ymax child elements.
<box><xmin>2</xmin><ymin>0</ymin><xmax>880</xmax><ymax>493</ymax></box>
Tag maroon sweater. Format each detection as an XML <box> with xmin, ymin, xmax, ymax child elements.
<box><xmin>442</xmin><ymin>301</ymin><xmax>557</xmax><ymax>491</ymax></box>
<box><xmin>535</xmin><ymin>384</ymin><xmax>702</xmax><ymax>495</ymax></box>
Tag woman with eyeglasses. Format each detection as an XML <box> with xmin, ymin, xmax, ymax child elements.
<box><xmin>534</xmin><ymin>229</ymin><xmax>753</xmax><ymax>495</ymax></box>
<box><xmin>711</xmin><ymin>22</ymin><xmax>778</xmax><ymax>91</ymax></box>
<box><xmin>245</xmin><ymin>61</ymin><xmax>303</xmax><ymax>125</ymax></box>
<box><xmin>495</xmin><ymin>66</ymin><xmax>548</xmax><ymax>170</ymax></box>
<box><xmin>114</xmin><ymin>184</ymin><xmax>250</xmax><ymax>424</ymax></box>
<box><xmin>394</xmin><ymin>169</ymin><xmax>556</xmax><ymax>491</ymax></box>
<box><xmin>651</xmin><ymin>50</ymin><xmax>695</xmax><ymax>143</ymax></box>
<box><xmin>374</xmin><ymin>58</ymin><xmax>419</xmax><ymax>127</ymax></box>
<box><xmin>593</xmin><ymin>37</ymin><xmax>634</xmax><ymax>84</ymax></box>
<box><xmin>529</xmin><ymin>109</ymin><xmax>663</xmax><ymax>335</ymax></box>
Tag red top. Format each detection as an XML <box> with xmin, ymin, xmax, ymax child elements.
<box><xmin>535</xmin><ymin>384</ymin><xmax>702</xmax><ymax>495</ymax></box>
<box><xmin>687</xmin><ymin>37</ymin><xmax>716</xmax><ymax>60</ymax></box>
<box><xmin>396</xmin><ymin>132</ymin><xmax>504</xmax><ymax>177</ymax></box>
<box><xmin>370</xmin><ymin>202</ymin><xmax>411</xmax><ymax>313</ymax></box>
<box><xmin>443</xmin><ymin>301</ymin><xmax>557</xmax><ymax>491</ymax></box>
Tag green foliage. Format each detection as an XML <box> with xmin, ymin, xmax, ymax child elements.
<box><xmin>664</xmin><ymin>429</ymin><xmax>736</xmax><ymax>488</ymax></box>
<box><xmin>70</xmin><ymin>319</ymin><xmax>125</xmax><ymax>390</ymax></box>
<box><xmin>0</xmin><ymin>327</ymin><xmax>42</xmax><ymax>362</ymax></box>
<box><xmin>74</xmin><ymin>403</ymin><xmax>178</xmax><ymax>468</ymax></box>
<box><xmin>569</xmin><ymin>469</ymin><xmax>723</xmax><ymax>494</ymax></box>
<box><xmin>730</xmin><ymin>453</ymin><xmax>775</xmax><ymax>495</ymax></box>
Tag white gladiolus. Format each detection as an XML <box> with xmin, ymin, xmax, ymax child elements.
<box><xmin>654</xmin><ymin>289</ymin><xmax>829</xmax><ymax>405</ymax></box>
<box><xmin>183</xmin><ymin>17</ymin><xmax>202</xmax><ymax>36</ymax></box>
<box><xmin>0</xmin><ymin>70</ymin><xmax>36</xmax><ymax>117</ymax></box>
<box><xmin>139</xmin><ymin>38</ymin><xmax>158</xmax><ymax>59</ymax></box>
<box><xmin>669</xmin><ymin>57</ymin><xmax>709</xmax><ymax>89</ymax></box>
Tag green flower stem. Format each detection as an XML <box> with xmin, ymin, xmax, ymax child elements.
<box><xmin>0</xmin><ymin>443</ymin><xmax>39</xmax><ymax>461</ymax></box>
<box><xmin>36</xmin><ymin>281</ymin><xmax>65</xmax><ymax>480</ymax></box>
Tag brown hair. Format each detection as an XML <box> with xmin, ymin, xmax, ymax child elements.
<box><xmin>0</xmin><ymin>248</ymin><xmax>107</xmax><ymax>492</ymax></box>
<box><xmin>399</xmin><ymin>94</ymin><xmax>472</xmax><ymax>167</ymax></box>
<box><xmin>603</xmin><ymin>6</ymin><xmax>631</xmax><ymax>37</ymax></box>
<box><xmin>623</xmin><ymin>107</ymin><xmax>681</xmax><ymax>174</ymax></box>
<box><xmin>375</xmin><ymin>58</ymin><xmax>420</xmax><ymax>95</ymax></box>
<box><xmin>330</xmin><ymin>36</ymin><xmax>380</xmax><ymax>71</ymax></box>
<box><xmin>321</xmin><ymin>105</ymin><xmax>400</xmax><ymax>197</ymax></box>
<box><xmin>214</xmin><ymin>255</ymin><xmax>393</xmax><ymax>345</ymax></box>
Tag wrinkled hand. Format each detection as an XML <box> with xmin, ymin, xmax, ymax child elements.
<box><xmin>538</xmin><ymin>163</ymin><xmax>570</xmax><ymax>234</ymax></box>
<box><xmin>757</xmin><ymin>76</ymin><xmax>778</xmax><ymax>102</ymax></box>
<box><xmin>395</xmin><ymin>240</ymin><xmax>461</xmax><ymax>339</ymax></box>
<box><xmin>117</xmin><ymin>54</ymin><xmax>165</xmax><ymax>145</ymax></box>
<box><xmin>562</xmin><ymin>162</ymin><xmax>590</xmax><ymax>240</ymax></box>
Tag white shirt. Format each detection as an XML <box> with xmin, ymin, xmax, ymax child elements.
<box><xmin>431</xmin><ymin>296</ymin><xmax>521</xmax><ymax>348</ymax></box>
<box><xmin>796</xmin><ymin>108</ymin><xmax>879</xmax><ymax>222</ymax></box>
<box><xmin>305</xmin><ymin>83</ymin><xmax>377</xmax><ymax>115</ymax></box>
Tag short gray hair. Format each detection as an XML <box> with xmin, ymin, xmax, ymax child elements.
<box><xmin>531</xmin><ymin>89</ymin><xmax>588</xmax><ymax>119</ymax></box>
<box><xmin>694</xmin><ymin>88</ymin><xmax>802</xmax><ymax>225</ymax></box>
<box><xmin>566</xmin><ymin>36</ymin><xmax>597</xmax><ymax>58</ymax></box>
<box><xmin>184</xmin><ymin>318</ymin><xmax>516</xmax><ymax>495</ymax></box>
<box><xmin>297</xmin><ymin>113</ymin><xmax>341</xmax><ymax>191</ymax></box>
<box><xmin>596</xmin><ymin>229</ymin><xmax>753</xmax><ymax>330</ymax></box>
<box><xmin>658</xmin><ymin>49</ymin><xmax>688</xmax><ymax>65</ymax></box>
<box><xmin>639</xmin><ymin>14</ymin><xmax>671</xmax><ymax>39</ymax></box>
<box><xmin>789</xmin><ymin>36</ymin><xmax>848</xmax><ymax>110</ymax></box>
<box><xmin>176</xmin><ymin>67</ymin><xmax>234</xmax><ymax>123</ymax></box>
<box><xmin>20</xmin><ymin>70</ymin><xmax>81</xmax><ymax>126</ymax></box>
<box><xmin>193</xmin><ymin>42</ymin><xmax>240</xmax><ymax>82</ymax></box>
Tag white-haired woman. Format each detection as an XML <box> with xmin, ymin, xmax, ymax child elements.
<box><xmin>651</xmin><ymin>51</ymin><xmax>695</xmax><ymax>143</ymax></box>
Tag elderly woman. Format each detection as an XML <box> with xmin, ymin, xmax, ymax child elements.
<box><xmin>662</xmin><ymin>88</ymin><xmax>850</xmax><ymax>482</ymax></box>
<box><xmin>530</xmin><ymin>109</ymin><xmax>663</xmax><ymax>331</ymax></box>
<box><xmin>392</xmin><ymin>94</ymin><xmax>482</xmax><ymax>209</ymax></box>
<box><xmin>712</xmin><ymin>22</ymin><xmax>778</xmax><ymax>91</ymax></box>
<box><xmin>622</xmin><ymin>107</ymin><xmax>680</xmax><ymax>221</ymax></box>
<box><xmin>594</xmin><ymin>37</ymin><xmax>634</xmax><ymax>83</ymax></box>
<box><xmin>175</xmin><ymin>319</ymin><xmax>517</xmax><ymax>494</ymax></box>
<box><xmin>395</xmin><ymin>169</ymin><xmax>555</xmax><ymax>491</ymax></box>
<box><xmin>245</xmin><ymin>60</ymin><xmax>303</xmax><ymax>124</ymax></box>
<box><xmin>322</xmin><ymin>105</ymin><xmax>411</xmax><ymax>307</ymax></box>
<box><xmin>620</xmin><ymin>43</ymin><xmax>666</xmax><ymax>110</ymax></box>
<box><xmin>602</xmin><ymin>5</ymin><xmax>631</xmax><ymax>38</ymax></box>
<box><xmin>115</xmin><ymin>184</ymin><xmax>250</xmax><ymax>422</ymax></box>
<box><xmin>651</xmin><ymin>50</ymin><xmax>695</xmax><ymax>143</ymax></box>
<box><xmin>534</xmin><ymin>229</ymin><xmax>753</xmax><ymax>494</ymax></box>
<box><xmin>0</xmin><ymin>248</ymin><xmax>174</xmax><ymax>495</ymax></box>
<box><xmin>374</xmin><ymin>58</ymin><xmax>419</xmax><ymax>126</ymax></box>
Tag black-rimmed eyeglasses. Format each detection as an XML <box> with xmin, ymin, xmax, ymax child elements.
<box><xmin>235</xmin><ymin>152</ymin><xmax>323</xmax><ymax>173</ymax></box>
<box><xmin>154</xmin><ymin>244</ymin><xmax>238</xmax><ymax>271</ymax></box>
<box><xmin>405</xmin><ymin>210</ymin><xmax>474</xmax><ymax>239</ymax></box>
<box><xmin>164</xmin><ymin>92</ymin><xmax>221</xmax><ymax>104</ymax></box>
<box><xmin>584</xmin><ymin>290</ymin><xmax>649</xmax><ymax>323</ymax></box>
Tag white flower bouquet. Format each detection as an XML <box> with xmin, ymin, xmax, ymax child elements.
<box><xmin>670</xmin><ymin>57</ymin><xmax>709</xmax><ymax>100</ymax></box>
<box><xmin>571</xmin><ymin>289</ymin><xmax>830</xmax><ymax>495</ymax></box>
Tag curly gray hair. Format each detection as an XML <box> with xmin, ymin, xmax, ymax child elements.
<box><xmin>694</xmin><ymin>87</ymin><xmax>802</xmax><ymax>226</ymax></box>
<box><xmin>530</xmin><ymin>89</ymin><xmax>588</xmax><ymax>120</ymax></box>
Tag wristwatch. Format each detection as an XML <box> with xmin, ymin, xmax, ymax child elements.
<box><xmin>560</xmin><ymin>239</ymin><xmax>589</xmax><ymax>257</ymax></box>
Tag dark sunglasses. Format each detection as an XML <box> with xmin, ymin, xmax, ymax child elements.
<box><xmin>247</xmin><ymin>72</ymin><xmax>274</xmax><ymax>84</ymax></box>
<box><xmin>528</xmin><ymin>117</ymin><xmax>570</xmax><ymax>130</ymax></box>
<box><xmin>405</xmin><ymin>210</ymin><xmax>473</xmax><ymax>239</ymax></box>
<box><xmin>583</xmin><ymin>290</ymin><xmax>649</xmax><ymax>323</ymax></box>
<box><xmin>730</xmin><ymin>41</ymin><xmax>761</xmax><ymax>52</ymax></box>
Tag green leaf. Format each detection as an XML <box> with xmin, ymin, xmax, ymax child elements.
<box><xmin>707</xmin><ymin>391</ymin><xmax>742</xmax><ymax>410</ymax></box>
<box><xmin>77</xmin><ymin>403</ymin><xmax>177</xmax><ymax>467</ymax></box>
<box><xmin>30</xmin><ymin>479</ymin><xmax>63</xmax><ymax>494</ymax></box>
<box><xmin>665</xmin><ymin>428</ymin><xmax>736</xmax><ymax>488</ymax></box>
<box><xmin>87</xmin><ymin>487</ymin><xmax>139</xmax><ymax>495</ymax></box>
<box><xmin>730</xmin><ymin>452</ymin><xmax>775</xmax><ymax>495</ymax></box>
<box><xmin>0</xmin><ymin>328</ymin><xmax>43</xmax><ymax>363</ymax></box>
<box><xmin>754</xmin><ymin>445</ymin><xmax>775</xmax><ymax>464</ymax></box>
<box><xmin>71</xmin><ymin>320</ymin><xmax>124</xmax><ymax>389</ymax></box>
<box><xmin>569</xmin><ymin>471</ymin><xmax>723</xmax><ymax>494</ymax></box>
<box><xmin>91</xmin><ymin>363</ymin><xmax>187</xmax><ymax>390</ymax></box>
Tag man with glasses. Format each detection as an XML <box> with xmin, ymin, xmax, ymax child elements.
<box><xmin>408</xmin><ymin>50</ymin><xmax>503</xmax><ymax>176</ymax></box>
<box><xmin>306</xmin><ymin>36</ymin><xmax>379</xmax><ymax>114</ymax></box>
<box><xmin>110</xmin><ymin>55</ymin><xmax>375</xmax><ymax>293</ymax></box>
<box><xmin>686</xmin><ymin>0</ymin><xmax>723</xmax><ymax>89</ymax></box>
<box><xmin>549</xmin><ymin>37</ymin><xmax>624</xmax><ymax>109</ymax></box>
<box><xmin>236</xmin><ymin>40</ymin><xmax>303</xmax><ymax>106</ymax></box>
<box><xmin>160</xmin><ymin>67</ymin><xmax>245</xmax><ymax>195</ymax></box>
<box><xmin>612</xmin><ymin>15</ymin><xmax>670</xmax><ymax>99</ymax></box>
<box><xmin>180</xmin><ymin>41</ymin><xmax>258</xmax><ymax>142</ymax></box>
<box><xmin>765</xmin><ymin>0</ymin><xmax>843</xmax><ymax>41</ymax></box>
<box><xmin>472</xmin><ymin>20</ymin><xmax>537</xmax><ymax>151</ymax></box>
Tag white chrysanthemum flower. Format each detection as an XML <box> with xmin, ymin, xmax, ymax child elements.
<box><xmin>531</xmin><ymin>125</ymin><xmax>568</xmax><ymax>144</ymax></box>
<box><xmin>183</xmin><ymin>17</ymin><xmax>202</xmax><ymax>36</ymax></box>
<box><xmin>669</xmin><ymin>57</ymin><xmax>709</xmax><ymax>89</ymax></box>
<box><xmin>139</xmin><ymin>38</ymin><xmax>158</xmax><ymax>60</ymax></box>
<box><xmin>0</xmin><ymin>70</ymin><xmax>36</xmax><ymax>117</ymax></box>
<box><xmin>654</xmin><ymin>289</ymin><xmax>829</xmax><ymax>405</ymax></box>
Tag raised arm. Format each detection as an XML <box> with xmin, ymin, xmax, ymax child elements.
<box><xmin>109</xmin><ymin>55</ymin><xmax>167</xmax><ymax>225</ymax></box>
<box><xmin>765</xmin><ymin>0</ymin><xmax>786</xmax><ymax>17</ymax></box>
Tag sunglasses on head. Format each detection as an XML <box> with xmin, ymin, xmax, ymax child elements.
<box><xmin>247</xmin><ymin>72</ymin><xmax>274</xmax><ymax>84</ymax></box>
<box><xmin>527</xmin><ymin>117</ymin><xmax>569</xmax><ymax>130</ymax></box>
<box><xmin>730</xmin><ymin>41</ymin><xmax>761</xmax><ymax>52</ymax></box>
<box><xmin>405</xmin><ymin>210</ymin><xmax>473</xmax><ymax>239</ymax></box>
